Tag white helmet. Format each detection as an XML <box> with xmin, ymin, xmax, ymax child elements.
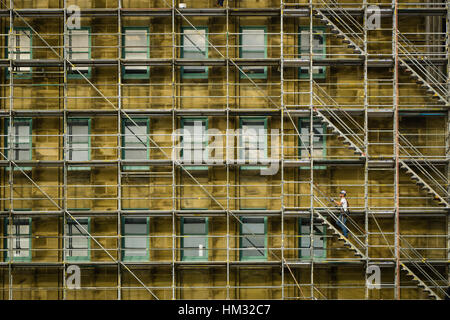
<box><xmin>340</xmin><ymin>190</ymin><xmax>347</xmax><ymax>195</ymax></box>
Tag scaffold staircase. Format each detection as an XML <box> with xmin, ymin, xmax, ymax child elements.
<box><xmin>399</xmin><ymin>236</ymin><xmax>449</xmax><ymax>300</ymax></box>
<box><xmin>316</xmin><ymin>0</ymin><xmax>447</xmax><ymax>105</ymax></box>
<box><xmin>397</xmin><ymin>32</ymin><xmax>448</xmax><ymax>105</ymax></box>
<box><xmin>314</xmin><ymin>0</ymin><xmax>365</xmax><ymax>55</ymax></box>
<box><xmin>313</xmin><ymin>79</ymin><xmax>448</xmax><ymax>207</ymax></box>
<box><xmin>398</xmin><ymin>133</ymin><xmax>449</xmax><ymax>207</ymax></box>
<box><xmin>400</xmin><ymin>263</ymin><xmax>441</xmax><ymax>300</ymax></box>
<box><xmin>398</xmin><ymin>161</ymin><xmax>449</xmax><ymax>207</ymax></box>
<box><xmin>312</xmin><ymin>82</ymin><xmax>366</xmax><ymax>157</ymax></box>
<box><xmin>312</xmin><ymin>191</ymin><xmax>366</xmax><ymax>259</ymax></box>
<box><xmin>314</xmin><ymin>9</ymin><xmax>364</xmax><ymax>55</ymax></box>
<box><xmin>313</xmin><ymin>108</ymin><xmax>365</xmax><ymax>156</ymax></box>
<box><xmin>314</xmin><ymin>209</ymin><xmax>365</xmax><ymax>258</ymax></box>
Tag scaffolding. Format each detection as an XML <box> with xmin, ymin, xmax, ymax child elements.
<box><xmin>0</xmin><ymin>0</ymin><xmax>448</xmax><ymax>300</ymax></box>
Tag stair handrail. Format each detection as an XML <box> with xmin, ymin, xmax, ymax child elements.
<box><xmin>398</xmin><ymin>147</ymin><xmax>449</xmax><ymax>199</ymax></box>
<box><xmin>312</xmin><ymin>186</ymin><xmax>366</xmax><ymax>250</ymax></box>
<box><xmin>400</xmin><ymin>235</ymin><xmax>449</xmax><ymax>288</ymax></box>
<box><xmin>312</xmin><ymin>93</ymin><xmax>365</xmax><ymax>146</ymax></box>
<box><xmin>317</xmin><ymin>0</ymin><xmax>365</xmax><ymax>53</ymax></box>
<box><xmin>312</xmin><ymin>91</ymin><xmax>366</xmax><ymax>151</ymax></box>
<box><xmin>367</xmin><ymin>207</ymin><xmax>447</xmax><ymax>299</ymax></box>
<box><xmin>397</xmin><ymin>31</ymin><xmax>448</xmax><ymax>92</ymax></box>
<box><xmin>313</xmin><ymin>81</ymin><xmax>448</xmax><ymax>202</ymax></box>
<box><xmin>313</xmin><ymin>80</ymin><xmax>366</xmax><ymax>134</ymax></box>
<box><xmin>313</xmin><ymin>183</ymin><xmax>366</xmax><ymax>235</ymax></box>
<box><xmin>397</xmin><ymin>42</ymin><xmax>448</xmax><ymax>102</ymax></box>
<box><xmin>398</xmin><ymin>134</ymin><xmax>448</xmax><ymax>184</ymax></box>
<box><xmin>399</xmin><ymin>262</ymin><xmax>442</xmax><ymax>299</ymax></box>
<box><xmin>399</xmin><ymin>247</ymin><xmax>448</xmax><ymax>299</ymax></box>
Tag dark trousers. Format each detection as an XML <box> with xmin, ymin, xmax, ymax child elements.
<box><xmin>336</xmin><ymin>211</ymin><xmax>348</xmax><ymax>237</ymax></box>
<box><xmin>217</xmin><ymin>0</ymin><xmax>224</xmax><ymax>6</ymax></box>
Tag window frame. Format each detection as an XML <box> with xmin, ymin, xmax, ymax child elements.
<box><xmin>298</xmin><ymin>117</ymin><xmax>327</xmax><ymax>170</ymax></box>
<box><xmin>3</xmin><ymin>216</ymin><xmax>32</xmax><ymax>262</ymax></box>
<box><xmin>239</xmin><ymin>216</ymin><xmax>268</xmax><ymax>261</ymax></box>
<box><xmin>239</xmin><ymin>26</ymin><xmax>268</xmax><ymax>79</ymax></box>
<box><xmin>239</xmin><ymin>117</ymin><xmax>268</xmax><ymax>170</ymax></box>
<box><xmin>67</xmin><ymin>27</ymin><xmax>92</xmax><ymax>79</ymax></box>
<box><xmin>67</xmin><ymin>117</ymin><xmax>91</xmax><ymax>171</ymax></box>
<box><xmin>181</xmin><ymin>26</ymin><xmax>209</xmax><ymax>79</ymax></box>
<box><xmin>122</xmin><ymin>26</ymin><xmax>150</xmax><ymax>79</ymax></box>
<box><xmin>4</xmin><ymin>118</ymin><xmax>32</xmax><ymax>170</ymax></box>
<box><xmin>121</xmin><ymin>216</ymin><xmax>150</xmax><ymax>262</ymax></box>
<box><xmin>180</xmin><ymin>217</ymin><xmax>209</xmax><ymax>261</ymax></box>
<box><xmin>298</xmin><ymin>26</ymin><xmax>327</xmax><ymax>79</ymax></box>
<box><xmin>65</xmin><ymin>216</ymin><xmax>91</xmax><ymax>262</ymax></box>
<box><xmin>180</xmin><ymin>117</ymin><xmax>209</xmax><ymax>170</ymax></box>
<box><xmin>298</xmin><ymin>218</ymin><xmax>327</xmax><ymax>259</ymax></box>
<box><xmin>6</xmin><ymin>27</ymin><xmax>33</xmax><ymax>79</ymax></box>
<box><xmin>121</xmin><ymin>117</ymin><xmax>150</xmax><ymax>171</ymax></box>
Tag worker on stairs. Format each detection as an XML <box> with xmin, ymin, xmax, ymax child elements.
<box><xmin>334</xmin><ymin>190</ymin><xmax>349</xmax><ymax>238</ymax></box>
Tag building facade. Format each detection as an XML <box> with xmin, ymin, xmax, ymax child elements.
<box><xmin>0</xmin><ymin>0</ymin><xmax>448</xmax><ymax>299</ymax></box>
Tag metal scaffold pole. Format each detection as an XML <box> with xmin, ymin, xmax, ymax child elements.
<box><xmin>446</xmin><ymin>0</ymin><xmax>450</xmax><ymax>288</ymax></box>
<box><xmin>117</xmin><ymin>0</ymin><xmax>123</xmax><ymax>301</ymax></box>
<box><xmin>62</xmin><ymin>0</ymin><xmax>68</xmax><ymax>301</ymax></box>
<box><xmin>308</xmin><ymin>0</ymin><xmax>314</xmax><ymax>300</ymax></box>
<box><xmin>393</xmin><ymin>0</ymin><xmax>401</xmax><ymax>300</ymax></box>
<box><xmin>171</xmin><ymin>0</ymin><xmax>176</xmax><ymax>300</ymax></box>
<box><xmin>7</xmin><ymin>0</ymin><xmax>13</xmax><ymax>301</ymax></box>
<box><xmin>363</xmin><ymin>0</ymin><xmax>369</xmax><ymax>300</ymax></box>
<box><xmin>226</xmin><ymin>0</ymin><xmax>230</xmax><ymax>301</ymax></box>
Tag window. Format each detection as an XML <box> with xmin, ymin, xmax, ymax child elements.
<box><xmin>240</xmin><ymin>217</ymin><xmax>267</xmax><ymax>260</ymax></box>
<box><xmin>299</xmin><ymin>218</ymin><xmax>327</xmax><ymax>259</ymax></box>
<box><xmin>181</xmin><ymin>217</ymin><xmax>208</xmax><ymax>261</ymax></box>
<box><xmin>181</xmin><ymin>27</ymin><xmax>208</xmax><ymax>79</ymax></box>
<box><xmin>122</xmin><ymin>27</ymin><xmax>149</xmax><ymax>79</ymax></box>
<box><xmin>122</xmin><ymin>217</ymin><xmax>149</xmax><ymax>261</ymax></box>
<box><xmin>7</xmin><ymin>27</ymin><xmax>32</xmax><ymax>77</ymax></box>
<box><xmin>4</xmin><ymin>218</ymin><xmax>31</xmax><ymax>262</ymax></box>
<box><xmin>240</xmin><ymin>27</ymin><xmax>267</xmax><ymax>79</ymax></box>
<box><xmin>181</xmin><ymin>118</ymin><xmax>208</xmax><ymax>169</ymax></box>
<box><xmin>299</xmin><ymin>118</ymin><xmax>326</xmax><ymax>168</ymax></box>
<box><xmin>68</xmin><ymin>28</ymin><xmax>91</xmax><ymax>78</ymax></box>
<box><xmin>67</xmin><ymin>118</ymin><xmax>90</xmax><ymax>170</ymax></box>
<box><xmin>5</xmin><ymin>118</ymin><xmax>32</xmax><ymax>168</ymax></box>
<box><xmin>239</xmin><ymin>118</ymin><xmax>267</xmax><ymax>169</ymax></box>
<box><xmin>65</xmin><ymin>218</ymin><xmax>90</xmax><ymax>261</ymax></box>
<box><xmin>122</xmin><ymin>118</ymin><xmax>149</xmax><ymax>170</ymax></box>
<box><xmin>299</xmin><ymin>27</ymin><xmax>326</xmax><ymax>79</ymax></box>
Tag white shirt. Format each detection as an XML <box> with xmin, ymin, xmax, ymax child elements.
<box><xmin>340</xmin><ymin>197</ymin><xmax>348</xmax><ymax>212</ymax></box>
